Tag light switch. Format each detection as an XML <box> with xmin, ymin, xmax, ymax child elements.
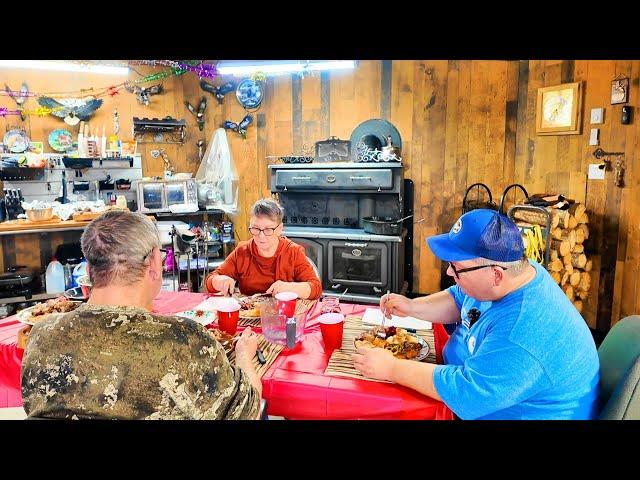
<box><xmin>589</xmin><ymin>128</ymin><xmax>599</xmax><ymax>146</ymax></box>
<box><xmin>588</xmin><ymin>163</ymin><xmax>605</xmax><ymax>180</ymax></box>
<box><xmin>590</xmin><ymin>108</ymin><xmax>604</xmax><ymax>124</ymax></box>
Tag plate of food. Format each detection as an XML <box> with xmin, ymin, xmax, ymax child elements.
<box><xmin>209</xmin><ymin>329</ymin><xmax>236</xmax><ymax>351</ymax></box>
<box><xmin>354</xmin><ymin>326</ymin><xmax>429</xmax><ymax>361</ymax></box>
<box><xmin>16</xmin><ymin>297</ymin><xmax>82</xmax><ymax>326</ymax></box>
<box><xmin>236</xmin><ymin>293</ymin><xmax>270</xmax><ymax>318</ymax></box>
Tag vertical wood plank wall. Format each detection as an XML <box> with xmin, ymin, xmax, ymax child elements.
<box><xmin>1</xmin><ymin>61</ymin><xmax>638</xmax><ymax>331</ymax></box>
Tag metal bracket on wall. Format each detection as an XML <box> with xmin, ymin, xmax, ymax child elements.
<box><xmin>593</xmin><ymin>148</ymin><xmax>625</xmax><ymax>186</ymax></box>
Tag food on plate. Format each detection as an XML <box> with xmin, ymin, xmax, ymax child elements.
<box><xmin>24</xmin><ymin>297</ymin><xmax>80</xmax><ymax>323</ymax></box>
<box><xmin>237</xmin><ymin>293</ymin><xmax>269</xmax><ymax>317</ymax></box>
<box><xmin>355</xmin><ymin>326</ymin><xmax>424</xmax><ymax>360</ymax></box>
<box><xmin>209</xmin><ymin>329</ymin><xmax>236</xmax><ymax>350</ymax></box>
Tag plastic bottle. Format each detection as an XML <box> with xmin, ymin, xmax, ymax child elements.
<box><xmin>72</xmin><ymin>261</ymin><xmax>87</xmax><ymax>289</ymax></box>
<box><xmin>45</xmin><ymin>258</ymin><xmax>66</xmax><ymax>294</ymax></box>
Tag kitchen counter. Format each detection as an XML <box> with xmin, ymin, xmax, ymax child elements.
<box><xmin>0</xmin><ymin>214</ymin><xmax>156</xmax><ymax>236</ymax></box>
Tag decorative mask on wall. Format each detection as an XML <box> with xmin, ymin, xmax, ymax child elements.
<box><xmin>125</xmin><ymin>83</ymin><xmax>164</xmax><ymax>105</ymax></box>
<box><xmin>223</xmin><ymin>114</ymin><xmax>253</xmax><ymax>139</ymax></box>
<box><xmin>200</xmin><ymin>79</ymin><xmax>236</xmax><ymax>104</ymax></box>
<box><xmin>37</xmin><ymin>96</ymin><xmax>103</xmax><ymax>126</ymax></box>
<box><xmin>185</xmin><ymin>96</ymin><xmax>207</xmax><ymax>131</ymax></box>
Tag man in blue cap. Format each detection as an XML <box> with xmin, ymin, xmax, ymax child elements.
<box><xmin>352</xmin><ymin>209</ymin><xmax>600</xmax><ymax>419</ymax></box>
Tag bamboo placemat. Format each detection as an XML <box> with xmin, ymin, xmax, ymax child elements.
<box><xmin>238</xmin><ymin>298</ymin><xmax>317</xmax><ymax>328</ymax></box>
<box><xmin>324</xmin><ymin>315</ymin><xmax>437</xmax><ymax>383</ymax></box>
<box><xmin>208</xmin><ymin>331</ymin><xmax>284</xmax><ymax>378</ymax></box>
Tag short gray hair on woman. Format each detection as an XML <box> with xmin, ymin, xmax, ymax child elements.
<box><xmin>80</xmin><ymin>210</ymin><xmax>160</xmax><ymax>288</ymax></box>
<box><xmin>475</xmin><ymin>256</ymin><xmax>529</xmax><ymax>277</ymax></box>
<box><xmin>251</xmin><ymin>198</ymin><xmax>284</xmax><ymax>223</ymax></box>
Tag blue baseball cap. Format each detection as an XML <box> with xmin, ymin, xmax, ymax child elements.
<box><xmin>427</xmin><ymin>209</ymin><xmax>524</xmax><ymax>262</ymax></box>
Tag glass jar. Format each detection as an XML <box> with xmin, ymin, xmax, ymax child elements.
<box><xmin>321</xmin><ymin>296</ymin><xmax>341</xmax><ymax>314</ymax></box>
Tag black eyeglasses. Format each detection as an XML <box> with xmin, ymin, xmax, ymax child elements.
<box><xmin>448</xmin><ymin>261</ymin><xmax>508</xmax><ymax>279</ymax></box>
<box><xmin>248</xmin><ymin>223</ymin><xmax>281</xmax><ymax>236</ymax></box>
<box><xmin>143</xmin><ymin>247</ymin><xmax>167</xmax><ymax>263</ymax></box>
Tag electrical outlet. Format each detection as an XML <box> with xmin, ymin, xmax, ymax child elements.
<box><xmin>588</xmin><ymin>163</ymin><xmax>605</xmax><ymax>180</ymax></box>
<box><xmin>590</xmin><ymin>108</ymin><xmax>604</xmax><ymax>124</ymax></box>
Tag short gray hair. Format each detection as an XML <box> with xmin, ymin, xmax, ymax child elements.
<box><xmin>251</xmin><ymin>198</ymin><xmax>284</xmax><ymax>223</ymax></box>
<box><xmin>474</xmin><ymin>256</ymin><xmax>529</xmax><ymax>277</ymax></box>
<box><xmin>80</xmin><ymin>210</ymin><xmax>160</xmax><ymax>288</ymax></box>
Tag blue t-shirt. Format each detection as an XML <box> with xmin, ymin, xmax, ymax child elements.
<box><xmin>433</xmin><ymin>260</ymin><xmax>600</xmax><ymax>420</ymax></box>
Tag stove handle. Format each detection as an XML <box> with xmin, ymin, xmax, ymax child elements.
<box><xmin>331</xmin><ymin>283</ymin><xmax>342</xmax><ymax>290</ymax></box>
<box><xmin>349</xmin><ymin>176</ymin><xmax>372</xmax><ymax>181</ymax></box>
<box><xmin>345</xmin><ymin>242</ymin><xmax>368</xmax><ymax>247</ymax></box>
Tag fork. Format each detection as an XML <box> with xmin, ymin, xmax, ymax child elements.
<box><xmin>377</xmin><ymin>290</ymin><xmax>391</xmax><ymax>338</ymax></box>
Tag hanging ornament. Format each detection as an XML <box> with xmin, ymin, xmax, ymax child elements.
<box><xmin>0</xmin><ymin>107</ymin><xmax>21</xmax><ymax>117</ymax></box>
<box><xmin>37</xmin><ymin>96</ymin><xmax>103</xmax><ymax>126</ymax></box>
<box><xmin>113</xmin><ymin>107</ymin><xmax>120</xmax><ymax>135</ymax></box>
<box><xmin>185</xmin><ymin>96</ymin><xmax>207</xmax><ymax>131</ymax></box>
<box><xmin>223</xmin><ymin>114</ymin><xmax>253</xmax><ymax>139</ymax></box>
<box><xmin>200</xmin><ymin>79</ymin><xmax>236</xmax><ymax>104</ymax></box>
<box><xmin>125</xmin><ymin>83</ymin><xmax>164</xmax><ymax>105</ymax></box>
<box><xmin>4</xmin><ymin>82</ymin><xmax>29</xmax><ymax>121</ymax></box>
<box><xmin>249</xmin><ymin>72</ymin><xmax>266</xmax><ymax>83</ymax></box>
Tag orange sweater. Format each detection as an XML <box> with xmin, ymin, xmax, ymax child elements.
<box><xmin>205</xmin><ymin>236</ymin><xmax>322</xmax><ymax>300</ymax></box>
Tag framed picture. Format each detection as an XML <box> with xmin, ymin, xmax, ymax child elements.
<box><xmin>536</xmin><ymin>82</ymin><xmax>583</xmax><ymax>135</ymax></box>
<box><xmin>611</xmin><ymin>76</ymin><xmax>629</xmax><ymax>105</ymax></box>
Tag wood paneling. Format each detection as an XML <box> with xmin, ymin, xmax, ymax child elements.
<box><xmin>2</xmin><ymin>60</ymin><xmax>639</xmax><ymax>331</ymax></box>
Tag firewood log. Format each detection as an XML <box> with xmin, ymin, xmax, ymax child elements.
<box><xmin>575</xmin><ymin>228</ymin><xmax>585</xmax><ymax>245</ymax></box>
<box><xmin>550</xmin><ymin>271</ymin><xmax>561</xmax><ymax>284</ymax></box>
<box><xmin>569</xmin><ymin>271</ymin><xmax>581</xmax><ymax>287</ymax></box>
<box><xmin>584</xmin><ymin>259</ymin><xmax>593</xmax><ymax>272</ymax></box>
<box><xmin>512</xmin><ymin>209</ymin><xmax>553</xmax><ymax>227</ymax></box>
<box><xmin>568</xmin><ymin>202</ymin><xmax>586</xmax><ymax>220</ymax></box>
<box><xmin>578</xmin><ymin>224</ymin><xmax>589</xmax><ymax>240</ymax></box>
<box><xmin>573</xmin><ymin>300</ymin><xmax>584</xmax><ymax>313</ymax></box>
<box><xmin>579</xmin><ymin>271</ymin><xmax>591</xmax><ymax>291</ymax></box>
<box><xmin>550</xmin><ymin>249</ymin><xmax>559</xmax><ymax>262</ymax></box>
<box><xmin>549</xmin><ymin>259</ymin><xmax>564</xmax><ymax>272</ymax></box>
<box><xmin>571</xmin><ymin>253</ymin><xmax>587</xmax><ymax>269</ymax></box>
<box><xmin>563</xmin><ymin>284</ymin><xmax>575</xmax><ymax>301</ymax></box>
<box><xmin>551</xmin><ymin>239</ymin><xmax>571</xmax><ymax>257</ymax></box>
<box><xmin>576</xmin><ymin>289</ymin><xmax>589</xmax><ymax>300</ymax></box>
<box><xmin>572</xmin><ymin>243</ymin><xmax>584</xmax><ymax>254</ymax></box>
<box><xmin>578</xmin><ymin>212</ymin><xmax>589</xmax><ymax>224</ymax></box>
<box><xmin>563</xmin><ymin>253</ymin><xmax>573</xmax><ymax>267</ymax></box>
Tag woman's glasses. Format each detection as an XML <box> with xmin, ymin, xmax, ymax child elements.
<box><xmin>248</xmin><ymin>223</ymin><xmax>281</xmax><ymax>236</ymax></box>
<box><xmin>448</xmin><ymin>261</ymin><xmax>508</xmax><ymax>280</ymax></box>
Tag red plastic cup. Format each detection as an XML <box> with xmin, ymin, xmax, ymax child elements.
<box><xmin>318</xmin><ymin>312</ymin><xmax>345</xmax><ymax>351</ymax></box>
<box><xmin>216</xmin><ymin>299</ymin><xmax>241</xmax><ymax>335</ymax></box>
<box><xmin>275</xmin><ymin>291</ymin><xmax>298</xmax><ymax>317</ymax></box>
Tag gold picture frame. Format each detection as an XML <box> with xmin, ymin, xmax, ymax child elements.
<box><xmin>611</xmin><ymin>76</ymin><xmax>629</xmax><ymax>105</ymax></box>
<box><xmin>536</xmin><ymin>81</ymin><xmax>582</xmax><ymax>135</ymax></box>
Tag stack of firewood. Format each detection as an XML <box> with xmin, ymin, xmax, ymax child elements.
<box><xmin>512</xmin><ymin>202</ymin><xmax>590</xmax><ymax>314</ymax></box>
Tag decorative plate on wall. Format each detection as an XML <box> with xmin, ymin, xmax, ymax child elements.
<box><xmin>236</xmin><ymin>79</ymin><xmax>264</xmax><ymax>110</ymax></box>
<box><xmin>3</xmin><ymin>129</ymin><xmax>30</xmax><ymax>153</ymax></box>
<box><xmin>48</xmin><ymin>129</ymin><xmax>74</xmax><ymax>152</ymax></box>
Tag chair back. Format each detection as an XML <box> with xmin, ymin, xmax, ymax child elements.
<box><xmin>598</xmin><ymin>315</ymin><xmax>640</xmax><ymax>419</ymax></box>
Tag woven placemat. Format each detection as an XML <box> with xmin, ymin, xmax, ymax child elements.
<box><xmin>238</xmin><ymin>298</ymin><xmax>317</xmax><ymax>328</ymax></box>
<box><xmin>324</xmin><ymin>315</ymin><xmax>437</xmax><ymax>383</ymax></box>
<box><xmin>208</xmin><ymin>331</ymin><xmax>284</xmax><ymax>378</ymax></box>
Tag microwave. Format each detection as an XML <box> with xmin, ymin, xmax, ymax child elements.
<box><xmin>137</xmin><ymin>178</ymin><xmax>198</xmax><ymax>213</ymax></box>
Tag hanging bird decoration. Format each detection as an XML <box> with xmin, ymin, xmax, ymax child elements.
<box><xmin>185</xmin><ymin>96</ymin><xmax>207</xmax><ymax>131</ymax></box>
<box><xmin>113</xmin><ymin>107</ymin><xmax>120</xmax><ymax>135</ymax></box>
<box><xmin>124</xmin><ymin>83</ymin><xmax>164</xmax><ymax>105</ymax></box>
<box><xmin>200</xmin><ymin>79</ymin><xmax>236</xmax><ymax>104</ymax></box>
<box><xmin>223</xmin><ymin>114</ymin><xmax>253</xmax><ymax>139</ymax></box>
<box><xmin>37</xmin><ymin>96</ymin><xmax>103</xmax><ymax>126</ymax></box>
<box><xmin>4</xmin><ymin>83</ymin><xmax>29</xmax><ymax>121</ymax></box>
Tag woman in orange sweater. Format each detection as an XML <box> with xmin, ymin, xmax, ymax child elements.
<box><xmin>205</xmin><ymin>198</ymin><xmax>322</xmax><ymax>300</ymax></box>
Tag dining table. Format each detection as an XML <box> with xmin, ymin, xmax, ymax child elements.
<box><xmin>0</xmin><ymin>291</ymin><xmax>455</xmax><ymax>420</ymax></box>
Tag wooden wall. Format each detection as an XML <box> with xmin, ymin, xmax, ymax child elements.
<box><xmin>1</xmin><ymin>61</ymin><xmax>638</xmax><ymax>331</ymax></box>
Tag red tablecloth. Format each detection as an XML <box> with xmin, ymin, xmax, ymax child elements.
<box><xmin>0</xmin><ymin>292</ymin><xmax>454</xmax><ymax>419</ymax></box>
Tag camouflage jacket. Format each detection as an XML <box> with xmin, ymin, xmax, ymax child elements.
<box><xmin>21</xmin><ymin>303</ymin><xmax>260</xmax><ymax>420</ymax></box>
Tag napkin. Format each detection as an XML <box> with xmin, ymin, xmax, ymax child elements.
<box><xmin>193</xmin><ymin>296</ymin><xmax>240</xmax><ymax>312</ymax></box>
<box><xmin>361</xmin><ymin>308</ymin><xmax>432</xmax><ymax>330</ymax></box>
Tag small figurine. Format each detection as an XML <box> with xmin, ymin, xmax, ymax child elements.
<box><xmin>185</xmin><ymin>96</ymin><xmax>207</xmax><ymax>131</ymax></box>
<box><xmin>223</xmin><ymin>114</ymin><xmax>253</xmax><ymax>139</ymax></box>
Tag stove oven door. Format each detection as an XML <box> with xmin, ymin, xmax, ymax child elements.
<box><xmin>327</xmin><ymin>240</ymin><xmax>389</xmax><ymax>293</ymax></box>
